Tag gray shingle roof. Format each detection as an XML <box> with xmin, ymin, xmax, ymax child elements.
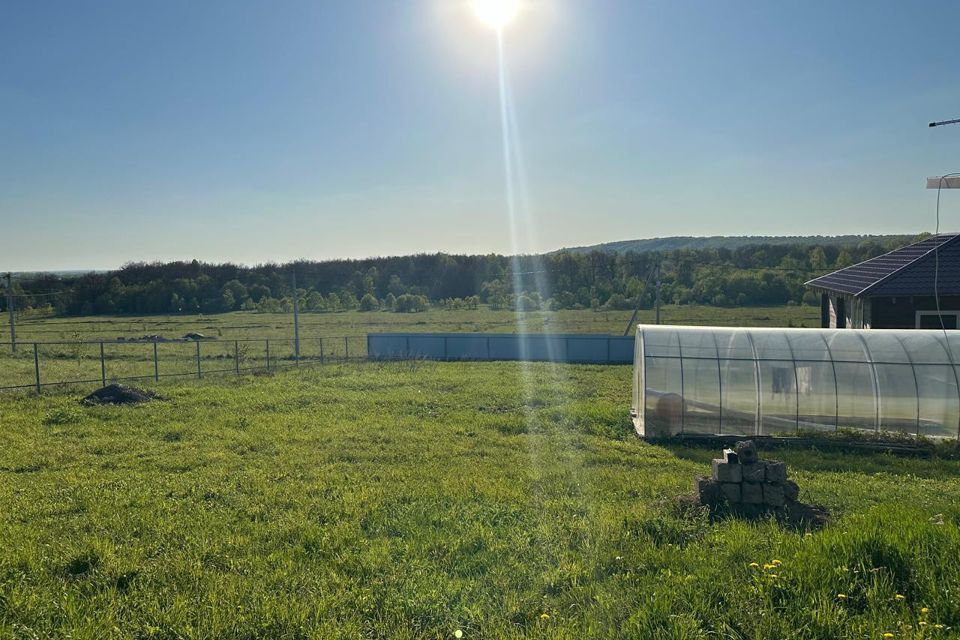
<box><xmin>805</xmin><ymin>234</ymin><xmax>960</xmax><ymax>297</ymax></box>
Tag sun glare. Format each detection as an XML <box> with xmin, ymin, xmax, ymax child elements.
<box><xmin>472</xmin><ymin>0</ymin><xmax>520</xmax><ymax>30</ymax></box>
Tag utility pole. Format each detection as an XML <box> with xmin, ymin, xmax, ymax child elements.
<box><xmin>5</xmin><ymin>273</ymin><xmax>15</xmax><ymax>353</ymax></box>
<box><xmin>655</xmin><ymin>261</ymin><xmax>662</xmax><ymax>325</ymax></box>
<box><xmin>291</xmin><ymin>265</ymin><xmax>300</xmax><ymax>362</ymax></box>
<box><xmin>623</xmin><ymin>259</ymin><xmax>663</xmax><ymax>336</ymax></box>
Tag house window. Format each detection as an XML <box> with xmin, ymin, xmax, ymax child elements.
<box><xmin>916</xmin><ymin>311</ymin><xmax>960</xmax><ymax>330</ymax></box>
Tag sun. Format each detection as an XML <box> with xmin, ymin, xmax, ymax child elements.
<box><xmin>472</xmin><ymin>0</ymin><xmax>520</xmax><ymax>30</ymax></box>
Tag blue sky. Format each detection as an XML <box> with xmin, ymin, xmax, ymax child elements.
<box><xmin>2</xmin><ymin>0</ymin><xmax>959</xmax><ymax>271</ymax></box>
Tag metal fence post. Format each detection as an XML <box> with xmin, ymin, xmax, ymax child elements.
<box><xmin>100</xmin><ymin>342</ymin><xmax>106</xmax><ymax>386</ymax></box>
<box><xmin>265</xmin><ymin>339</ymin><xmax>270</xmax><ymax>372</ymax></box>
<box><xmin>344</xmin><ymin>336</ymin><xmax>349</xmax><ymax>361</ymax></box>
<box><xmin>235</xmin><ymin>340</ymin><xmax>240</xmax><ymax>375</ymax></box>
<box><xmin>33</xmin><ymin>343</ymin><xmax>40</xmax><ymax>394</ymax></box>
<box><xmin>319</xmin><ymin>337</ymin><xmax>325</xmax><ymax>364</ymax></box>
<box><xmin>196</xmin><ymin>341</ymin><xmax>202</xmax><ymax>379</ymax></box>
<box><xmin>153</xmin><ymin>341</ymin><xmax>159</xmax><ymax>382</ymax></box>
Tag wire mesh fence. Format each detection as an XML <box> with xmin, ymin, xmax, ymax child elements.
<box><xmin>0</xmin><ymin>335</ymin><xmax>369</xmax><ymax>393</ymax></box>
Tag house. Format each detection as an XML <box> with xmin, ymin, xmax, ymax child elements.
<box><xmin>805</xmin><ymin>234</ymin><xmax>960</xmax><ymax>329</ymax></box>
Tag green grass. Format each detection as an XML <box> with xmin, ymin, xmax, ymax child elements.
<box><xmin>2</xmin><ymin>362</ymin><xmax>959</xmax><ymax>638</ymax></box>
<box><xmin>1</xmin><ymin>305</ymin><xmax>818</xmax><ymax>390</ymax></box>
<box><xmin>12</xmin><ymin>305</ymin><xmax>819</xmax><ymax>343</ymax></box>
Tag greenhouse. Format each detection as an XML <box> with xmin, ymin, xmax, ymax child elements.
<box><xmin>632</xmin><ymin>325</ymin><xmax>960</xmax><ymax>439</ymax></box>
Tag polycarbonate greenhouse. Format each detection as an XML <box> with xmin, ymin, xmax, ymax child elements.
<box><xmin>632</xmin><ymin>325</ymin><xmax>960</xmax><ymax>439</ymax></box>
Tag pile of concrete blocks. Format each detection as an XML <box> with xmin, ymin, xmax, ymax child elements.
<box><xmin>694</xmin><ymin>440</ymin><xmax>801</xmax><ymax>517</ymax></box>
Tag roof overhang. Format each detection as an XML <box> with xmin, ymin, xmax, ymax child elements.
<box><xmin>804</xmin><ymin>284</ymin><xmax>864</xmax><ymax>297</ymax></box>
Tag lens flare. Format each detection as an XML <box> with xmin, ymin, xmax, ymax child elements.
<box><xmin>472</xmin><ymin>0</ymin><xmax>520</xmax><ymax>30</ymax></box>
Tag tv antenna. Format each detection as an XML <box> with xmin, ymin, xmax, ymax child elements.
<box><xmin>929</xmin><ymin>117</ymin><xmax>960</xmax><ymax>128</ymax></box>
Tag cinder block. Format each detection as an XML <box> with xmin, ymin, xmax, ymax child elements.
<box><xmin>720</xmin><ymin>482</ymin><xmax>741</xmax><ymax>503</ymax></box>
<box><xmin>763</xmin><ymin>483</ymin><xmax>786</xmax><ymax>507</ymax></box>
<box><xmin>722</xmin><ymin>448</ymin><xmax>740</xmax><ymax>464</ymax></box>
<box><xmin>783</xmin><ymin>479</ymin><xmax>800</xmax><ymax>502</ymax></box>
<box><xmin>742</xmin><ymin>463</ymin><xmax>765</xmax><ymax>483</ymax></box>
<box><xmin>765</xmin><ymin>461</ymin><xmax>787</xmax><ymax>483</ymax></box>
<box><xmin>694</xmin><ymin>476</ymin><xmax>721</xmax><ymax>506</ymax></box>
<box><xmin>735</xmin><ymin>503</ymin><xmax>764</xmax><ymax>519</ymax></box>
<box><xmin>742</xmin><ymin>482</ymin><xmax>764</xmax><ymax>504</ymax></box>
<box><xmin>712</xmin><ymin>459</ymin><xmax>743</xmax><ymax>483</ymax></box>
<box><xmin>735</xmin><ymin>440</ymin><xmax>759</xmax><ymax>464</ymax></box>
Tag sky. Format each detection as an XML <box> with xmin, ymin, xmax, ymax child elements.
<box><xmin>2</xmin><ymin>0</ymin><xmax>959</xmax><ymax>271</ymax></box>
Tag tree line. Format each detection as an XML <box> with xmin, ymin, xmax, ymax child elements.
<box><xmin>4</xmin><ymin>237</ymin><xmax>919</xmax><ymax>316</ymax></box>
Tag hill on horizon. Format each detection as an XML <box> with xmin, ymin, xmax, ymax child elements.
<box><xmin>556</xmin><ymin>234</ymin><xmax>920</xmax><ymax>255</ymax></box>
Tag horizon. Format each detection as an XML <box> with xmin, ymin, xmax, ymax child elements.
<box><xmin>3</xmin><ymin>1</ymin><xmax>960</xmax><ymax>271</ymax></box>
<box><xmin>7</xmin><ymin>231</ymin><xmax>926</xmax><ymax>275</ymax></box>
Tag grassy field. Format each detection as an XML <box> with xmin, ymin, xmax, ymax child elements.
<box><xmin>10</xmin><ymin>305</ymin><xmax>819</xmax><ymax>343</ymax></box>
<box><xmin>2</xmin><ymin>362</ymin><xmax>959</xmax><ymax>638</ymax></box>
<box><xmin>0</xmin><ymin>305</ymin><xmax>818</xmax><ymax>391</ymax></box>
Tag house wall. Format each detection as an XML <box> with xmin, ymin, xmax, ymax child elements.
<box><xmin>871</xmin><ymin>296</ymin><xmax>960</xmax><ymax>329</ymax></box>
<box><xmin>827</xmin><ymin>293</ymin><xmax>860</xmax><ymax>329</ymax></box>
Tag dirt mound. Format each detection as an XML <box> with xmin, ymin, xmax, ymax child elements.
<box><xmin>82</xmin><ymin>384</ymin><xmax>157</xmax><ymax>406</ymax></box>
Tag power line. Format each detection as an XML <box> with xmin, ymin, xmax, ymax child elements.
<box><xmin>507</xmin><ymin>262</ymin><xmax>833</xmax><ymax>277</ymax></box>
<box><xmin>1</xmin><ymin>290</ymin><xmax>72</xmax><ymax>298</ymax></box>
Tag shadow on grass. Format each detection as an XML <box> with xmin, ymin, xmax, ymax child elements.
<box><xmin>651</xmin><ymin>441</ymin><xmax>960</xmax><ymax>479</ymax></box>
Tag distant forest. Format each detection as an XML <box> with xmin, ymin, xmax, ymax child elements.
<box><xmin>4</xmin><ymin>236</ymin><xmax>921</xmax><ymax>316</ymax></box>
<box><xmin>560</xmin><ymin>234</ymin><xmax>916</xmax><ymax>255</ymax></box>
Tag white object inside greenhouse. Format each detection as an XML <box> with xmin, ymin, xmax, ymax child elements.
<box><xmin>632</xmin><ymin>325</ymin><xmax>960</xmax><ymax>438</ymax></box>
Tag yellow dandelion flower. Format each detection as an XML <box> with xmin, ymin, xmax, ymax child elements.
<box><xmin>749</xmin><ymin>562</ymin><xmax>760</xmax><ymax>568</ymax></box>
<box><xmin>768</xmin><ymin>573</ymin><xmax>778</xmax><ymax>579</ymax></box>
<box><xmin>455</xmin><ymin>631</ymin><xmax>463</xmax><ymax>639</ymax></box>
<box><xmin>919</xmin><ymin>621</ymin><xmax>928</xmax><ymax>627</ymax></box>
<box><xmin>837</xmin><ymin>594</ymin><xmax>848</xmax><ymax>600</ymax></box>
<box><xmin>883</xmin><ymin>634</ymin><xmax>894</xmax><ymax>639</ymax></box>
<box><xmin>540</xmin><ymin>614</ymin><xmax>549</xmax><ymax>620</ymax></box>
<box><xmin>763</xmin><ymin>563</ymin><xmax>775</xmax><ymax>570</ymax></box>
<box><xmin>772</xmin><ymin>559</ymin><xmax>782</xmax><ymax>566</ymax></box>
<box><xmin>935</xmin><ymin>624</ymin><xmax>945</xmax><ymax>629</ymax></box>
<box><xmin>895</xmin><ymin>594</ymin><xmax>906</xmax><ymax>601</ymax></box>
<box><xmin>921</xmin><ymin>607</ymin><xmax>930</xmax><ymax>614</ymax></box>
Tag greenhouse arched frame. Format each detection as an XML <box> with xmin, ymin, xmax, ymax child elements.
<box><xmin>632</xmin><ymin>325</ymin><xmax>960</xmax><ymax>439</ymax></box>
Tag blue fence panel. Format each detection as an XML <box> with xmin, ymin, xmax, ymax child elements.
<box><xmin>566</xmin><ymin>336</ymin><xmax>609</xmax><ymax>363</ymax></box>
<box><xmin>367</xmin><ymin>333</ymin><xmax>633</xmax><ymax>364</ymax></box>
<box><xmin>408</xmin><ymin>335</ymin><xmax>445</xmax><ymax>356</ymax></box>
<box><xmin>609</xmin><ymin>337</ymin><xmax>634</xmax><ymax>362</ymax></box>
<box><xmin>446</xmin><ymin>335</ymin><xmax>490</xmax><ymax>359</ymax></box>
<box><xmin>370</xmin><ymin>335</ymin><xmax>410</xmax><ymax>359</ymax></box>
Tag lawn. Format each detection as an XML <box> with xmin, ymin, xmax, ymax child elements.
<box><xmin>1</xmin><ymin>362</ymin><xmax>959</xmax><ymax>638</ymax></box>
<box><xmin>10</xmin><ymin>305</ymin><xmax>819</xmax><ymax>344</ymax></box>
<box><xmin>0</xmin><ymin>305</ymin><xmax>818</xmax><ymax>391</ymax></box>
